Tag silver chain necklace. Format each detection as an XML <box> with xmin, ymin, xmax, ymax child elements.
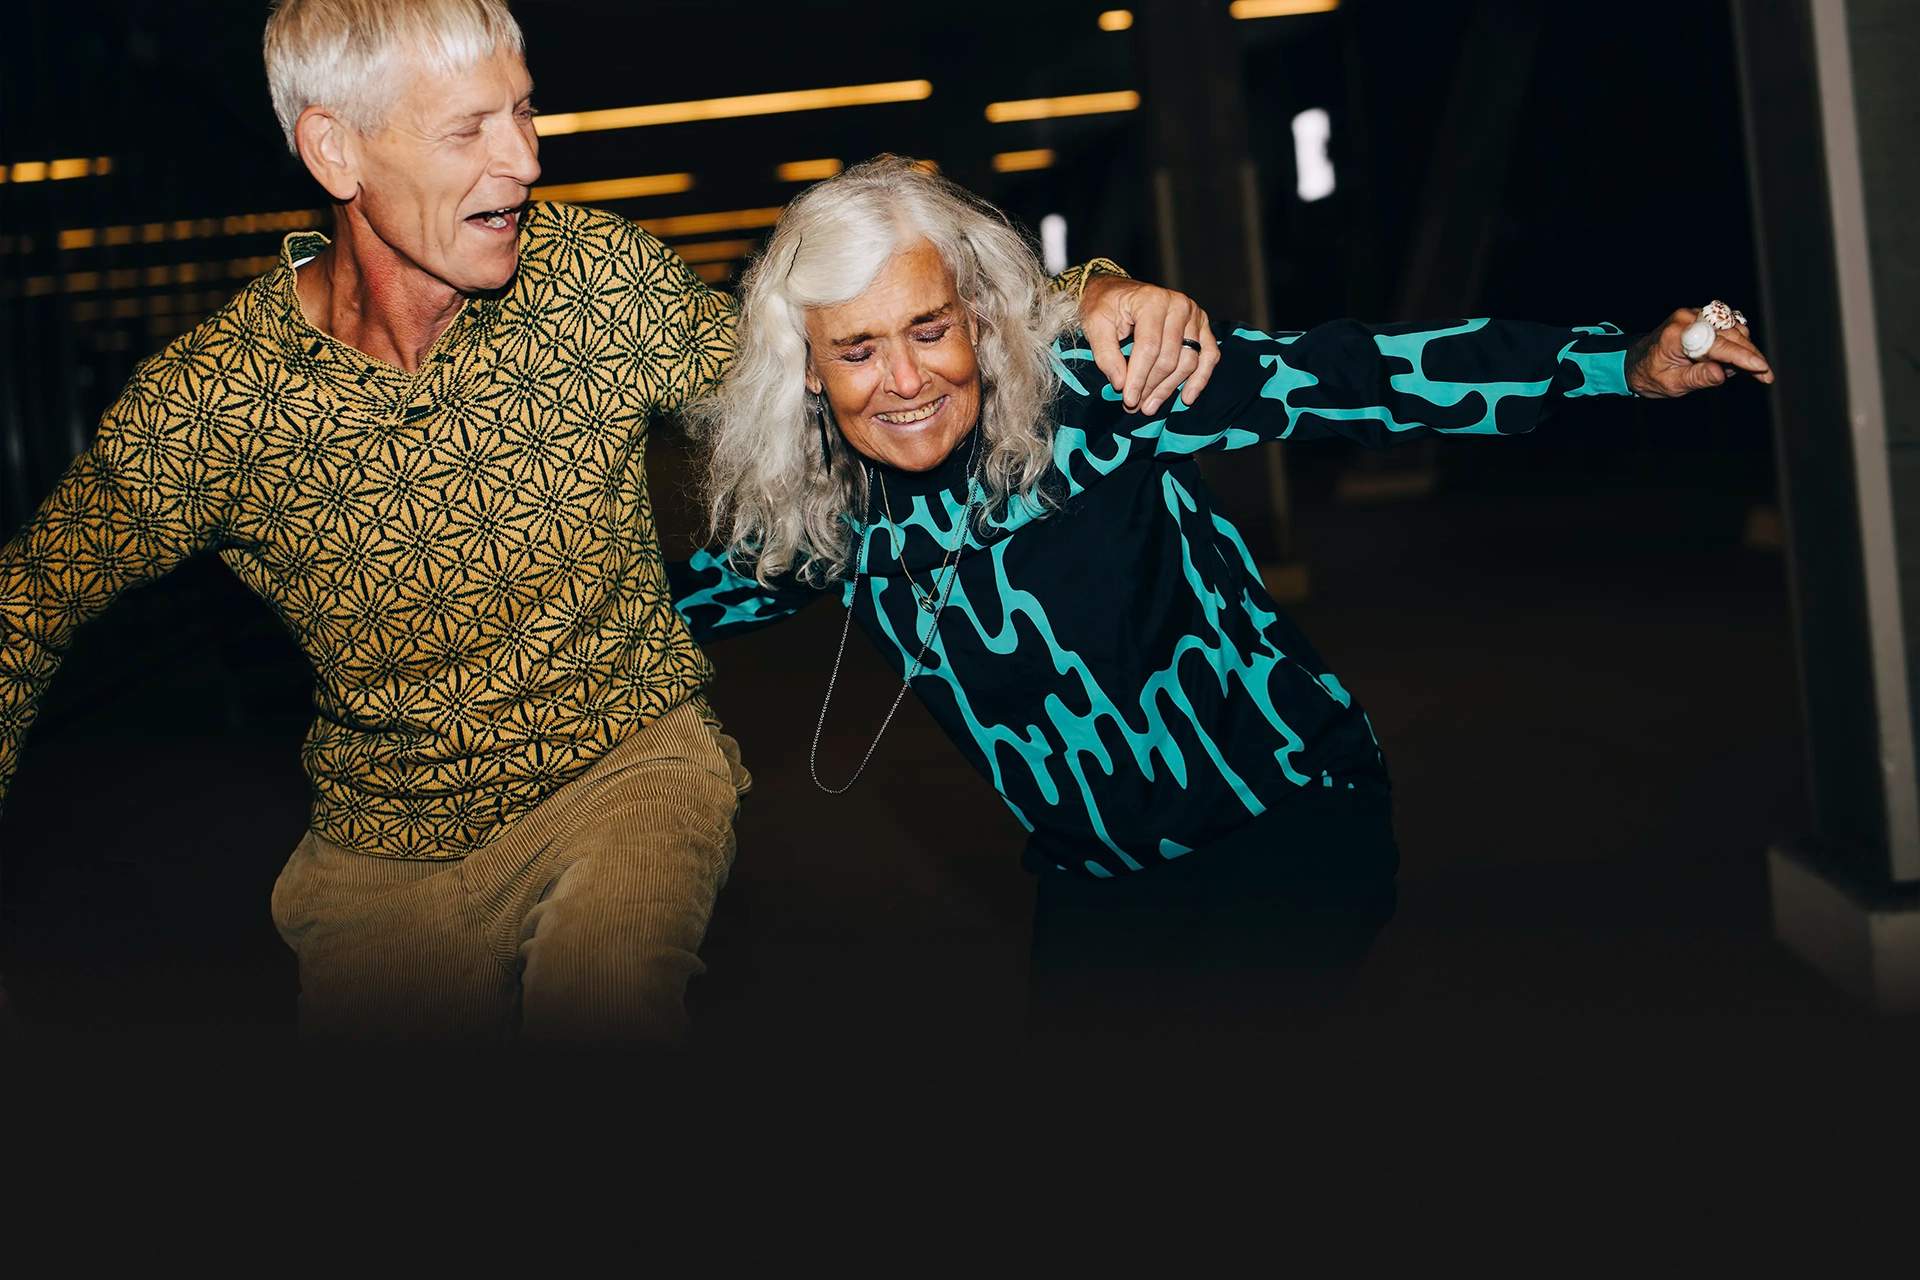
<box><xmin>810</xmin><ymin>433</ymin><xmax>983</xmax><ymax>795</ymax></box>
<box><xmin>878</xmin><ymin>465</ymin><xmax>969</xmax><ymax>613</ymax></box>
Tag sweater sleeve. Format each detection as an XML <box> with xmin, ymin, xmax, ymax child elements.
<box><xmin>1052</xmin><ymin>257</ymin><xmax>1129</xmax><ymax>301</ymax></box>
<box><xmin>1048</xmin><ymin>317</ymin><xmax>1636</xmax><ymax>458</ymax></box>
<box><xmin>0</xmin><ymin>363</ymin><xmax>230</xmax><ymax>817</ymax></box>
<box><xmin>632</xmin><ymin>226</ymin><xmax>743</xmax><ymax>417</ymax></box>
<box><xmin>667</xmin><ymin>548</ymin><xmax>826</xmax><ymax>644</ymax></box>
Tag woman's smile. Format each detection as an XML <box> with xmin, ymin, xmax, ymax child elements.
<box><xmin>872</xmin><ymin>394</ymin><xmax>950</xmax><ymax>429</ymax></box>
<box><xmin>803</xmin><ymin>240</ymin><xmax>983</xmax><ymax>472</ymax></box>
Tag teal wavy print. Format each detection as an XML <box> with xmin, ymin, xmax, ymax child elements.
<box><xmin>671</xmin><ymin>315</ymin><xmax>1634</xmax><ymax>876</ymax></box>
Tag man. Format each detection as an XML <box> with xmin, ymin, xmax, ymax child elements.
<box><xmin>0</xmin><ymin>0</ymin><xmax>1219</xmax><ymax>1043</ymax></box>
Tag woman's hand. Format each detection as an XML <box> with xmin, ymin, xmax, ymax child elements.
<box><xmin>1627</xmin><ymin>308</ymin><xmax>1776</xmax><ymax>398</ymax></box>
<box><xmin>1080</xmin><ymin>276</ymin><xmax>1222</xmax><ymax>417</ymax></box>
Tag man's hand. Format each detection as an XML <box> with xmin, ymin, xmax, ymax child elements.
<box><xmin>1080</xmin><ymin>276</ymin><xmax>1222</xmax><ymax>417</ymax></box>
<box><xmin>1626</xmin><ymin>308</ymin><xmax>1775</xmax><ymax>398</ymax></box>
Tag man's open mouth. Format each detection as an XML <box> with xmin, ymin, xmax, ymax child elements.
<box><xmin>466</xmin><ymin>204</ymin><xmax>523</xmax><ymax>230</ymax></box>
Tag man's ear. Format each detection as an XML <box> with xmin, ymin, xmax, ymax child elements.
<box><xmin>294</xmin><ymin>106</ymin><xmax>359</xmax><ymax>203</ymax></box>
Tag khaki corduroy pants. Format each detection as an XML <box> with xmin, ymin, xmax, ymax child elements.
<box><xmin>269</xmin><ymin>699</ymin><xmax>750</xmax><ymax>1046</ymax></box>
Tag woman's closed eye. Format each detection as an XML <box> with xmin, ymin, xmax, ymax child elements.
<box><xmin>837</xmin><ymin>325</ymin><xmax>948</xmax><ymax>363</ymax></box>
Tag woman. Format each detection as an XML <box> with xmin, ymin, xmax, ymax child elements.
<box><xmin>669</xmin><ymin>155</ymin><xmax>1773</xmax><ymax>1043</ymax></box>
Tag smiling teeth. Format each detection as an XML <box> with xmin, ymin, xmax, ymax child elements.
<box><xmin>876</xmin><ymin>397</ymin><xmax>945</xmax><ymax>424</ymax></box>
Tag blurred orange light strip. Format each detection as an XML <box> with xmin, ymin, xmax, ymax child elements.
<box><xmin>1</xmin><ymin>155</ymin><xmax>113</xmax><ymax>184</ymax></box>
<box><xmin>985</xmin><ymin>91</ymin><xmax>1139</xmax><ymax>124</ymax></box>
<box><xmin>1230</xmin><ymin>0</ymin><xmax>1340</xmax><ymax>18</ymax></box>
<box><xmin>13</xmin><ymin>254</ymin><xmax>287</xmax><ymax>298</ymax></box>
<box><xmin>673</xmin><ymin>238</ymin><xmax>757</xmax><ymax>264</ymax></box>
<box><xmin>530</xmin><ymin>172</ymin><xmax>693</xmax><ymax>203</ymax></box>
<box><xmin>52</xmin><ymin>209</ymin><xmax>322</xmax><ymax>253</ymax></box>
<box><xmin>536</xmin><ymin>81</ymin><xmax>932</xmax><ymax>137</ymax></box>
<box><xmin>777</xmin><ymin>158</ymin><xmax>843</xmax><ymax>182</ymax></box>
<box><xmin>992</xmin><ymin>149</ymin><xmax>1056</xmax><ymax>173</ymax></box>
<box><xmin>637</xmin><ymin>207</ymin><xmax>785</xmax><ymax>238</ymax></box>
<box><xmin>1097</xmin><ymin>10</ymin><xmax>1134</xmax><ymax>31</ymax></box>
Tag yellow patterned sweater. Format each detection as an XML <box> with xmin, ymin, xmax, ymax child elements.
<box><xmin>0</xmin><ymin>200</ymin><xmax>746</xmax><ymax>858</ymax></box>
<box><xmin>0</xmin><ymin>200</ymin><xmax>1114</xmax><ymax>859</ymax></box>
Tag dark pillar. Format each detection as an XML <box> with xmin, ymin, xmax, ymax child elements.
<box><xmin>1735</xmin><ymin>0</ymin><xmax>1920</xmax><ymax>1009</ymax></box>
<box><xmin>1336</xmin><ymin>0</ymin><xmax>1541</xmax><ymax>504</ymax></box>
<box><xmin>1134</xmin><ymin>0</ymin><xmax>1303</xmax><ymax>601</ymax></box>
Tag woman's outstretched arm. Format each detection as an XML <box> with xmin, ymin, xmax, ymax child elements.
<box><xmin>1049</xmin><ymin>310</ymin><xmax>1768</xmax><ymax>456</ymax></box>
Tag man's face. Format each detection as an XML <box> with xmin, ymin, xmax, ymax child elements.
<box><xmin>803</xmin><ymin>240</ymin><xmax>983</xmax><ymax>473</ymax></box>
<box><xmin>348</xmin><ymin>46</ymin><xmax>540</xmax><ymax>294</ymax></box>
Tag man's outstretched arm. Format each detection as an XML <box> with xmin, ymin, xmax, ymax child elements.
<box><xmin>0</xmin><ymin>368</ymin><xmax>227</xmax><ymax>818</ymax></box>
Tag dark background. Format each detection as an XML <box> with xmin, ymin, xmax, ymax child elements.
<box><xmin>0</xmin><ymin>0</ymin><xmax>1857</xmax><ymax>1044</ymax></box>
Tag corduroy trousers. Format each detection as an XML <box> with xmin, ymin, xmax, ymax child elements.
<box><xmin>269</xmin><ymin>699</ymin><xmax>750</xmax><ymax>1047</ymax></box>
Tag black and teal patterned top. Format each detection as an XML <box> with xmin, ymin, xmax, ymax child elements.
<box><xmin>670</xmin><ymin>318</ymin><xmax>1635</xmax><ymax>879</ymax></box>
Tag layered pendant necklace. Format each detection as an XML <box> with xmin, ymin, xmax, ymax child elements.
<box><xmin>810</xmin><ymin>430</ymin><xmax>984</xmax><ymax>795</ymax></box>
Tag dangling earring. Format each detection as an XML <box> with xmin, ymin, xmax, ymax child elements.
<box><xmin>812</xmin><ymin>391</ymin><xmax>834</xmax><ymax>475</ymax></box>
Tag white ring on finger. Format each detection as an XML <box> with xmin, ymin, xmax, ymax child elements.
<box><xmin>1681</xmin><ymin>321</ymin><xmax>1715</xmax><ymax>360</ymax></box>
<box><xmin>1682</xmin><ymin>300</ymin><xmax>1741</xmax><ymax>360</ymax></box>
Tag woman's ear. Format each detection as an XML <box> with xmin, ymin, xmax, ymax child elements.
<box><xmin>800</xmin><ymin>338</ymin><xmax>824</xmax><ymax>396</ymax></box>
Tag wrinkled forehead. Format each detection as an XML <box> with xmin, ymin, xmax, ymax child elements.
<box><xmin>805</xmin><ymin>240</ymin><xmax>960</xmax><ymax>338</ymax></box>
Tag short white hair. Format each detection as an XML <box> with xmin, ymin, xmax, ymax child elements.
<box><xmin>263</xmin><ymin>0</ymin><xmax>525</xmax><ymax>153</ymax></box>
<box><xmin>692</xmin><ymin>155</ymin><xmax>1078</xmax><ymax>586</ymax></box>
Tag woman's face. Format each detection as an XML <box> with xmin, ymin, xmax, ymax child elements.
<box><xmin>803</xmin><ymin>240</ymin><xmax>982</xmax><ymax>472</ymax></box>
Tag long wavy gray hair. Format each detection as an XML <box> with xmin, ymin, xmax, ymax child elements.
<box><xmin>689</xmin><ymin>155</ymin><xmax>1078</xmax><ymax>586</ymax></box>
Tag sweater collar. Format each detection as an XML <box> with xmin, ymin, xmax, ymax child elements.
<box><xmin>268</xmin><ymin>226</ymin><xmax>507</xmax><ymax>375</ymax></box>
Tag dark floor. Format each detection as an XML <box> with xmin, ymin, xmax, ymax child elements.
<box><xmin>0</xmin><ymin>435</ymin><xmax>1881</xmax><ymax>1050</ymax></box>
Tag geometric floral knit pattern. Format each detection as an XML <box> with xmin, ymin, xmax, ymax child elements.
<box><xmin>0</xmin><ymin>202</ymin><xmax>740</xmax><ymax>857</ymax></box>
